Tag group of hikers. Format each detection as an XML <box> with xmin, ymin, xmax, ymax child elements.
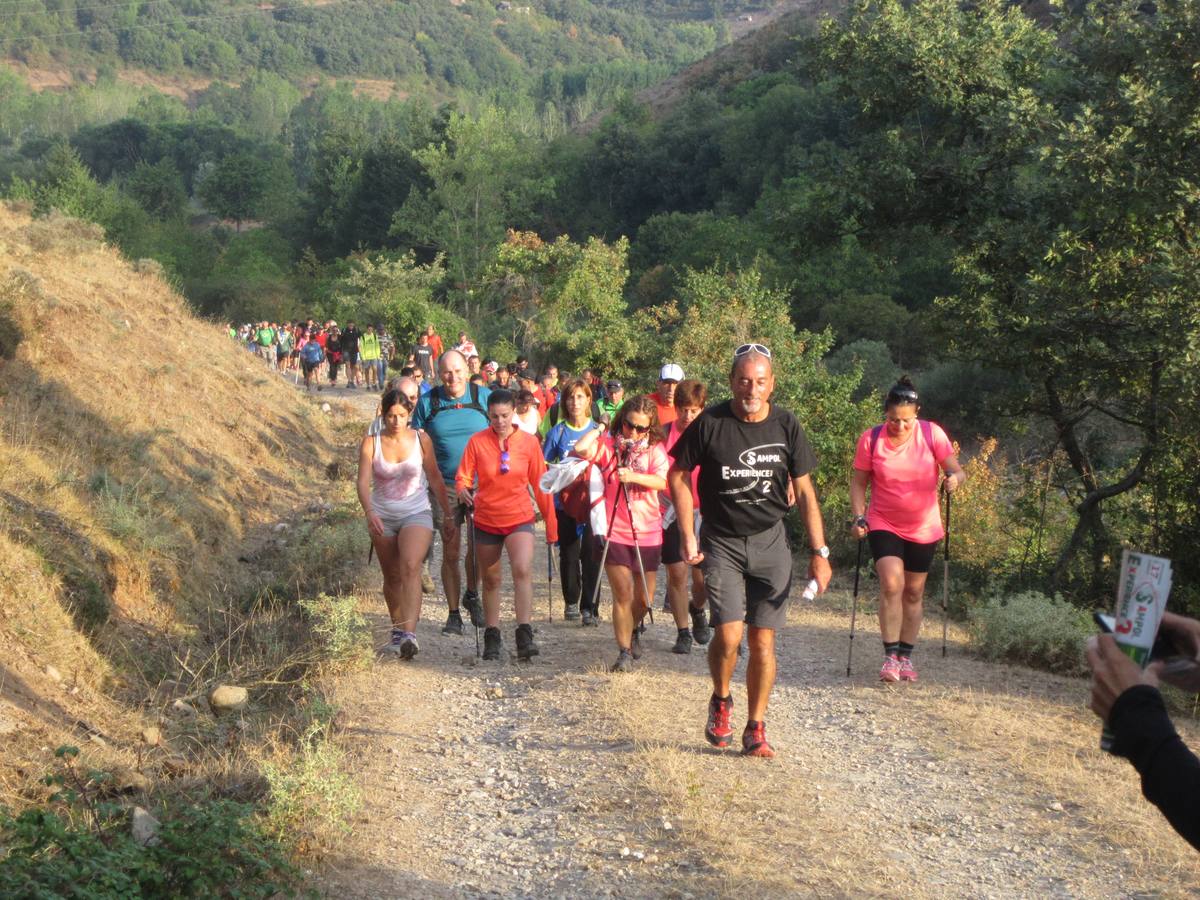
<box><xmin>352</xmin><ymin>329</ymin><xmax>965</xmax><ymax>759</ymax></box>
<box><xmin>231</xmin><ymin>319</ymin><xmax>394</xmax><ymax>392</ymax></box>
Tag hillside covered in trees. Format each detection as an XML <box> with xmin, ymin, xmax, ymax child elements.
<box><xmin>2</xmin><ymin>0</ymin><xmax>1198</xmax><ymax>611</ymax></box>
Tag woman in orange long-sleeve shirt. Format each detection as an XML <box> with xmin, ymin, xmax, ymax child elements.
<box><xmin>456</xmin><ymin>389</ymin><xmax>558</xmax><ymax>661</ymax></box>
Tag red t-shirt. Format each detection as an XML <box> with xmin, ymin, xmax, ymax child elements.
<box><xmin>654</xmin><ymin>395</ymin><xmax>676</xmax><ymax>427</ymax></box>
<box><xmin>428</xmin><ymin>334</ymin><xmax>444</xmax><ymax>358</ymax></box>
<box><xmin>853</xmin><ymin>421</ymin><xmax>954</xmax><ymax>543</ymax></box>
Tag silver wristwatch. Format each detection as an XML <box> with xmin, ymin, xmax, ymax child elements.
<box><xmin>811</xmin><ymin>545</ymin><xmax>830</xmax><ymax>559</ymax></box>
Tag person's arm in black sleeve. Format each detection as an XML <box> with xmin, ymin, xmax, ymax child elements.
<box><xmin>1109</xmin><ymin>685</ymin><xmax>1200</xmax><ymax>850</ymax></box>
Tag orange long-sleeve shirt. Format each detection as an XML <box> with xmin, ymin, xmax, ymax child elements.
<box><xmin>456</xmin><ymin>427</ymin><xmax>558</xmax><ymax>543</ymax></box>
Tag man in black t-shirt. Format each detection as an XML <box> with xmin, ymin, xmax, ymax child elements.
<box><xmin>342</xmin><ymin>322</ymin><xmax>362</xmax><ymax>388</ymax></box>
<box><xmin>669</xmin><ymin>345</ymin><xmax>832</xmax><ymax>759</ymax></box>
<box><xmin>412</xmin><ymin>333</ymin><xmax>436</xmax><ymax>381</ymax></box>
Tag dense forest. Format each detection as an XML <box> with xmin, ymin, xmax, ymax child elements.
<box><xmin>2</xmin><ymin>0</ymin><xmax>1197</xmax><ymax>611</ymax></box>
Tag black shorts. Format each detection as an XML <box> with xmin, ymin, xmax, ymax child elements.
<box><xmin>868</xmin><ymin>530</ymin><xmax>940</xmax><ymax>574</ymax></box>
<box><xmin>661</xmin><ymin>512</ymin><xmax>701</xmax><ymax>566</ymax></box>
<box><xmin>344</xmin><ymin>352</ymin><xmax>359</xmax><ymax>365</ymax></box>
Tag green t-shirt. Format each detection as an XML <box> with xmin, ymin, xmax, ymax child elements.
<box><xmin>256</xmin><ymin>327</ymin><xmax>274</xmax><ymax>347</ymax></box>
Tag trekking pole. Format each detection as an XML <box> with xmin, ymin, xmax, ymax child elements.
<box><xmin>587</xmin><ymin>486</ymin><xmax>622</xmax><ymax>616</ymax></box>
<box><xmin>546</xmin><ymin>543</ymin><xmax>553</xmax><ymax>624</ymax></box>
<box><xmin>468</xmin><ymin>508</ymin><xmax>480</xmax><ymax>658</ymax></box>
<box><xmin>846</xmin><ymin>538</ymin><xmax>864</xmax><ymax>676</ymax></box>
<box><xmin>942</xmin><ymin>487</ymin><xmax>952</xmax><ymax>658</ymax></box>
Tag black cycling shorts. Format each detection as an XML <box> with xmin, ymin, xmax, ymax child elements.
<box><xmin>867</xmin><ymin>530</ymin><xmax>940</xmax><ymax>574</ymax></box>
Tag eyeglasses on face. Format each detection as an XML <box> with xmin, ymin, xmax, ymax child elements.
<box><xmin>734</xmin><ymin>343</ymin><xmax>772</xmax><ymax>359</ymax></box>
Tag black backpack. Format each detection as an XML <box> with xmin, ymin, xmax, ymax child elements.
<box><xmin>426</xmin><ymin>383</ymin><xmax>486</xmax><ymax>422</ymax></box>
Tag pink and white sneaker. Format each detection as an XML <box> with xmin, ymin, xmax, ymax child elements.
<box><xmin>898</xmin><ymin>656</ymin><xmax>918</xmax><ymax>682</ymax></box>
<box><xmin>879</xmin><ymin>654</ymin><xmax>901</xmax><ymax>683</ymax></box>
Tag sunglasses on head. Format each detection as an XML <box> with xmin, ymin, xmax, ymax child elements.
<box><xmin>734</xmin><ymin>343</ymin><xmax>772</xmax><ymax>359</ymax></box>
<box><xmin>888</xmin><ymin>388</ymin><xmax>919</xmax><ymax>404</ymax></box>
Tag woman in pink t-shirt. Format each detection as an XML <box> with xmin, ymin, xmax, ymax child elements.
<box><xmin>849</xmin><ymin>376</ymin><xmax>965</xmax><ymax>685</ymax></box>
<box><xmin>572</xmin><ymin>395</ymin><xmax>669</xmax><ymax>673</ymax></box>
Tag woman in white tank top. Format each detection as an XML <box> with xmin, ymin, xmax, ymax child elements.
<box><xmin>357</xmin><ymin>390</ymin><xmax>453</xmax><ymax>659</ymax></box>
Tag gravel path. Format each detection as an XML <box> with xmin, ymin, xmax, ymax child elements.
<box><xmin>285</xmin><ymin>378</ymin><xmax>1200</xmax><ymax>897</ymax></box>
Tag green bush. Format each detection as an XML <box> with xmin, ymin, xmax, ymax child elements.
<box><xmin>968</xmin><ymin>591</ymin><xmax>1093</xmax><ymax>675</ymax></box>
<box><xmin>261</xmin><ymin>722</ymin><xmax>361</xmax><ymax>854</ymax></box>
<box><xmin>0</xmin><ymin>747</ymin><xmax>301</xmax><ymax>898</ymax></box>
<box><xmin>298</xmin><ymin>592</ymin><xmax>371</xmax><ymax>668</ymax></box>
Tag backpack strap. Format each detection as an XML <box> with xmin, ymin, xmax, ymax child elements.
<box><xmin>870</xmin><ymin>420</ymin><xmax>938</xmax><ymax>476</ymax></box>
<box><xmin>426</xmin><ymin>383</ymin><xmax>486</xmax><ymax>422</ymax></box>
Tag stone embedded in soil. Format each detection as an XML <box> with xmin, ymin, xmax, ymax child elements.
<box><xmin>44</xmin><ymin>665</ymin><xmax>62</xmax><ymax>683</ymax></box>
<box><xmin>208</xmin><ymin>684</ymin><xmax>249</xmax><ymax>713</ymax></box>
<box><xmin>131</xmin><ymin>806</ymin><xmax>161</xmax><ymax>846</ymax></box>
<box><xmin>141</xmin><ymin>726</ymin><xmax>162</xmax><ymax>746</ymax></box>
<box><xmin>171</xmin><ymin>699</ymin><xmax>197</xmax><ymax>717</ymax></box>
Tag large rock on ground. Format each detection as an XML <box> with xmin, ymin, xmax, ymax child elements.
<box><xmin>208</xmin><ymin>685</ymin><xmax>248</xmax><ymax>714</ymax></box>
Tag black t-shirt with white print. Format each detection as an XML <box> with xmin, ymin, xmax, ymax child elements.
<box><xmin>669</xmin><ymin>400</ymin><xmax>817</xmax><ymax>538</ymax></box>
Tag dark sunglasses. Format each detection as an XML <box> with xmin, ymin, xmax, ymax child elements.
<box><xmin>734</xmin><ymin>343</ymin><xmax>772</xmax><ymax>359</ymax></box>
<box><xmin>499</xmin><ymin>450</ymin><xmax>510</xmax><ymax>475</ymax></box>
<box><xmin>887</xmin><ymin>388</ymin><xmax>919</xmax><ymax>404</ymax></box>
<box><xmin>623</xmin><ymin>422</ymin><xmax>650</xmax><ymax>435</ymax></box>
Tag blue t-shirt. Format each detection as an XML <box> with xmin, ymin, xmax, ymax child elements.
<box><xmin>413</xmin><ymin>385</ymin><xmax>492</xmax><ymax>482</ymax></box>
<box><xmin>543</xmin><ymin>420</ymin><xmax>599</xmax><ymax>510</ymax></box>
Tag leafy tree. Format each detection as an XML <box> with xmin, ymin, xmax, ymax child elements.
<box><xmin>197</xmin><ymin>151</ymin><xmax>273</xmax><ymax>230</ymax></box>
<box><xmin>392</xmin><ymin>106</ymin><xmax>555</xmax><ymax>314</ymax></box>
<box><xmin>125</xmin><ymin>159</ymin><xmax>188</xmax><ymax>220</ymax></box>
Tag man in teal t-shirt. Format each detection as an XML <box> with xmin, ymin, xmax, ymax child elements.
<box><xmin>412</xmin><ymin>350</ymin><xmax>490</xmax><ymax>636</ymax></box>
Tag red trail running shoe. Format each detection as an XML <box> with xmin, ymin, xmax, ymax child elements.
<box><xmin>705</xmin><ymin>694</ymin><xmax>733</xmax><ymax>748</ymax></box>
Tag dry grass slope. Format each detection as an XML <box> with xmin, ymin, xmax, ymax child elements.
<box><xmin>0</xmin><ymin>202</ymin><xmax>345</xmax><ymax>802</ymax></box>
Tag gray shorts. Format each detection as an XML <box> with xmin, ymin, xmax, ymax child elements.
<box><xmin>377</xmin><ymin>508</ymin><xmax>433</xmax><ymax>538</ymax></box>
<box><xmin>700</xmin><ymin>520</ymin><xmax>793</xmax><ymax>630</ymax></box>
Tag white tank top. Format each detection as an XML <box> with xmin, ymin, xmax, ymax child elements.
<box><xmin>371</xmin><ymin>432</ymin><xmax>429</xmax><ymax>517</ymax></box>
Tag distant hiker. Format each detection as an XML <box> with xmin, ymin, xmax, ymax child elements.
<box><xmin>455</xmin><ymin>389</ymin><xmax>558</xmax><ymax>661</ymax></box>
<box><xmin>412</xmin><ymin>350</ymin><xmax>489</xmax><ymax>635</ymax></box>
<box><xmin>513</xmin><ymin>389</ymin><xmax>541</xmax><ymax>436</ymax></box>
<box><xmin>598</xmin><ymin>380</ymin><xmax>624</xmax><ymax>423</ymax></box>
<box><xmin>662</xmin><ymin>379</ymin><xmax>712</xmax><ymax>654</ymax></box>
<box><xmin>357</xmin><ymin>389</ymin><xmax>452</xmax><ymax>659</ymax></box>
<box><xmin>453</xmin><ymin>331</ymin><xmax>478</xmax><ymax>359</ymax></box>
<box><xmin>413</xmin><ymin>332</ymin><xmax>436</xmax><ymax>382</ymax></box>
<box><xmin>489</xmin><ymin>365</ymin><xmax>513</xmax><ymax>391</ymax></box>
<box><xmin>326</xmin><ymin>326</ymin><xmax>343</xmax><ymax>386</ymax></box>
<box><xmin>276</xmin><ymin>324</ymin><xmax>292</xmax><ymax>371</ymax></box>
<box><xmin>572</xmin><ymin>396</ymin><xmax>669</xmax><ymax>673</ymax></box>
<box><xmin>425</xmin><ymin>324</ymin><xmax>444</xmax><ymax>362</ymax></box>
<box><xmin>359</xmin><ymin>324</ymin><xmax>383</xmax><ymax>390</ymax></box>
<box><xmin>669</xmin><ymin>344</ymin><xmax>832</xmax><ymax>758</ymax></box>
<box><xmin>849</xmin><ymin>375</ymin><xmax>964</xmax><ymax>684</ymax></box>
<box><xmin>256</xmin><ymin>322</ymin><xmax>276</xmax><ymax>368</ymax></box>
<box><xmin>467</xmin><ymin>355</ymin><xmax>482</xmax><ymax>376</ymax></box>
<box><xmin>342</xmin><ymin>321</ymin><xmax>362</xmax><ymax>388</ymax></box>
<box><xmin>543</xmin><ymin>378</ymin><xmax>604</xmax><ymax>624</ymax></box>
<box><xmin>653</xmin><ymin>363</ymin><xmax>683</xmax><ymax>427</ymax></box>
<box><xmin>299</xmin><ymin>336</ymin><xmax>324</xmax><ymax>392</ymax></box>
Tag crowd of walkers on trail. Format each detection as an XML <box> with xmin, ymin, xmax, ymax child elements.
<box><xmin>232</xmin><ymin>318</ymin><xmax>1200</xmax><ymax>845</ymax></box>
<box><xmin>338</xmin><ymin>324</ymin><xmax>975</xmax><ymax>761</ymax></box>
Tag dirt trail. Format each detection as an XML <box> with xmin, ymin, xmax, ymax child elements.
<box><xmin>280</xmin><ymin>371</ymin><xmax>1200</xmax><ymax>898</ymax></box>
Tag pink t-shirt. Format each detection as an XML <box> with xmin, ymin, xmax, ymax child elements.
<box><xmin>663</xmin><ymin>421</ymin><xmax>699</xmax><ymax>510</ymax></box>
<box><xmin>853</xmin><ymin>421</ymin><xmax>954</xmax><ymax>544</ymax></box>
<box><xmin>582</xmin><ymin>436</ymin><xmax>669</xmax><ymax>547</ymax></box>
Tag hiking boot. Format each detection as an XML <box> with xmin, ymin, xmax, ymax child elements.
<box><xmin>441</xmin><ymin>610</ymin><xmax>464</xmax><ymax>636</ymax></box>
<box><xmin>705</xmin><ymin>694</ymin><xmax>733</xmax><ymax>748</ymax></box>
<box><xmin>880</xmin><ymin>654</ymin><xmax>902</xmax><ymax>683</ymax></box>
<box><xmin>898</xmin><ymin>657</ymin><xmax>918</xmax><ymax>683</ymax></box>
<box><xmin>672</xmin><ymin>628</ymin><xmax>693</xmax><ymax>655</ymax></box>
<box><xmin>382</xmin><ymin>628</ymin><xmax>406</xmax><ymax>655</ymax></box>
<box><xmin>515</xmin><ymin>624</ymin><xmax>539</xmax><ymax>661</ymax></box>
<box><xmin>421</xmin><ymin>568</ymin><xmax>435</xmax><ymax>595</ymax></box>
<box><xmin>581</xmin><ymin>609</ymin><xmax>596</xmax><ymax>627</ymax></box>
<box><xmin>399</xmin><ymin>632</ymin><xmax>419</xmax><ymax>660</ymax></box>
<box><xmin>461</xmin><ymin>589</ymin><xmax>484</xmax><ymax>628</ymax></box>
<box><xmin>630</xmin><ymin>630</ymin><xmax>643</xmax><ymax>660</ymax></box>
<box><xmin>741</xmin><ymin>720</ymin><xmax>776</xmax><ymax>759</ymax></box>
<box><xmin>564</xmin><ymin>602</ymin><xmax>581</xmax><ymax>620</ymax></box>
<box><xmin>690</xmin><ymin>606</ymin><xmax>712</xmax><ymax>645</ymax></box>
<box><xmin>482</xmin><ymin>627</ymin><xmax>503</xmax><ymax>661</ymax></box>
<box><xmin>610</xmin><ymin>649</ymin><xmax>634</xmax><ymax>673</ymax></box>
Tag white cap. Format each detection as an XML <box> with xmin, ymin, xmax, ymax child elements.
<box><xmin>659</xmin><ymin>363</ymin><xmax>684</xmax><ymax>382</ymax></box>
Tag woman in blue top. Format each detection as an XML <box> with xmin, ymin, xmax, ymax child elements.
<box><xmin>543</xmin><ymin>378</ymin><xmax>604</xmax><ymax>626</ymax></box>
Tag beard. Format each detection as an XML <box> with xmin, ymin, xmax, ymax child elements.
<box><xmin>736</xmin><ymin>396</ymin><xmax>764</xmax><ymax>415</ymax></box>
